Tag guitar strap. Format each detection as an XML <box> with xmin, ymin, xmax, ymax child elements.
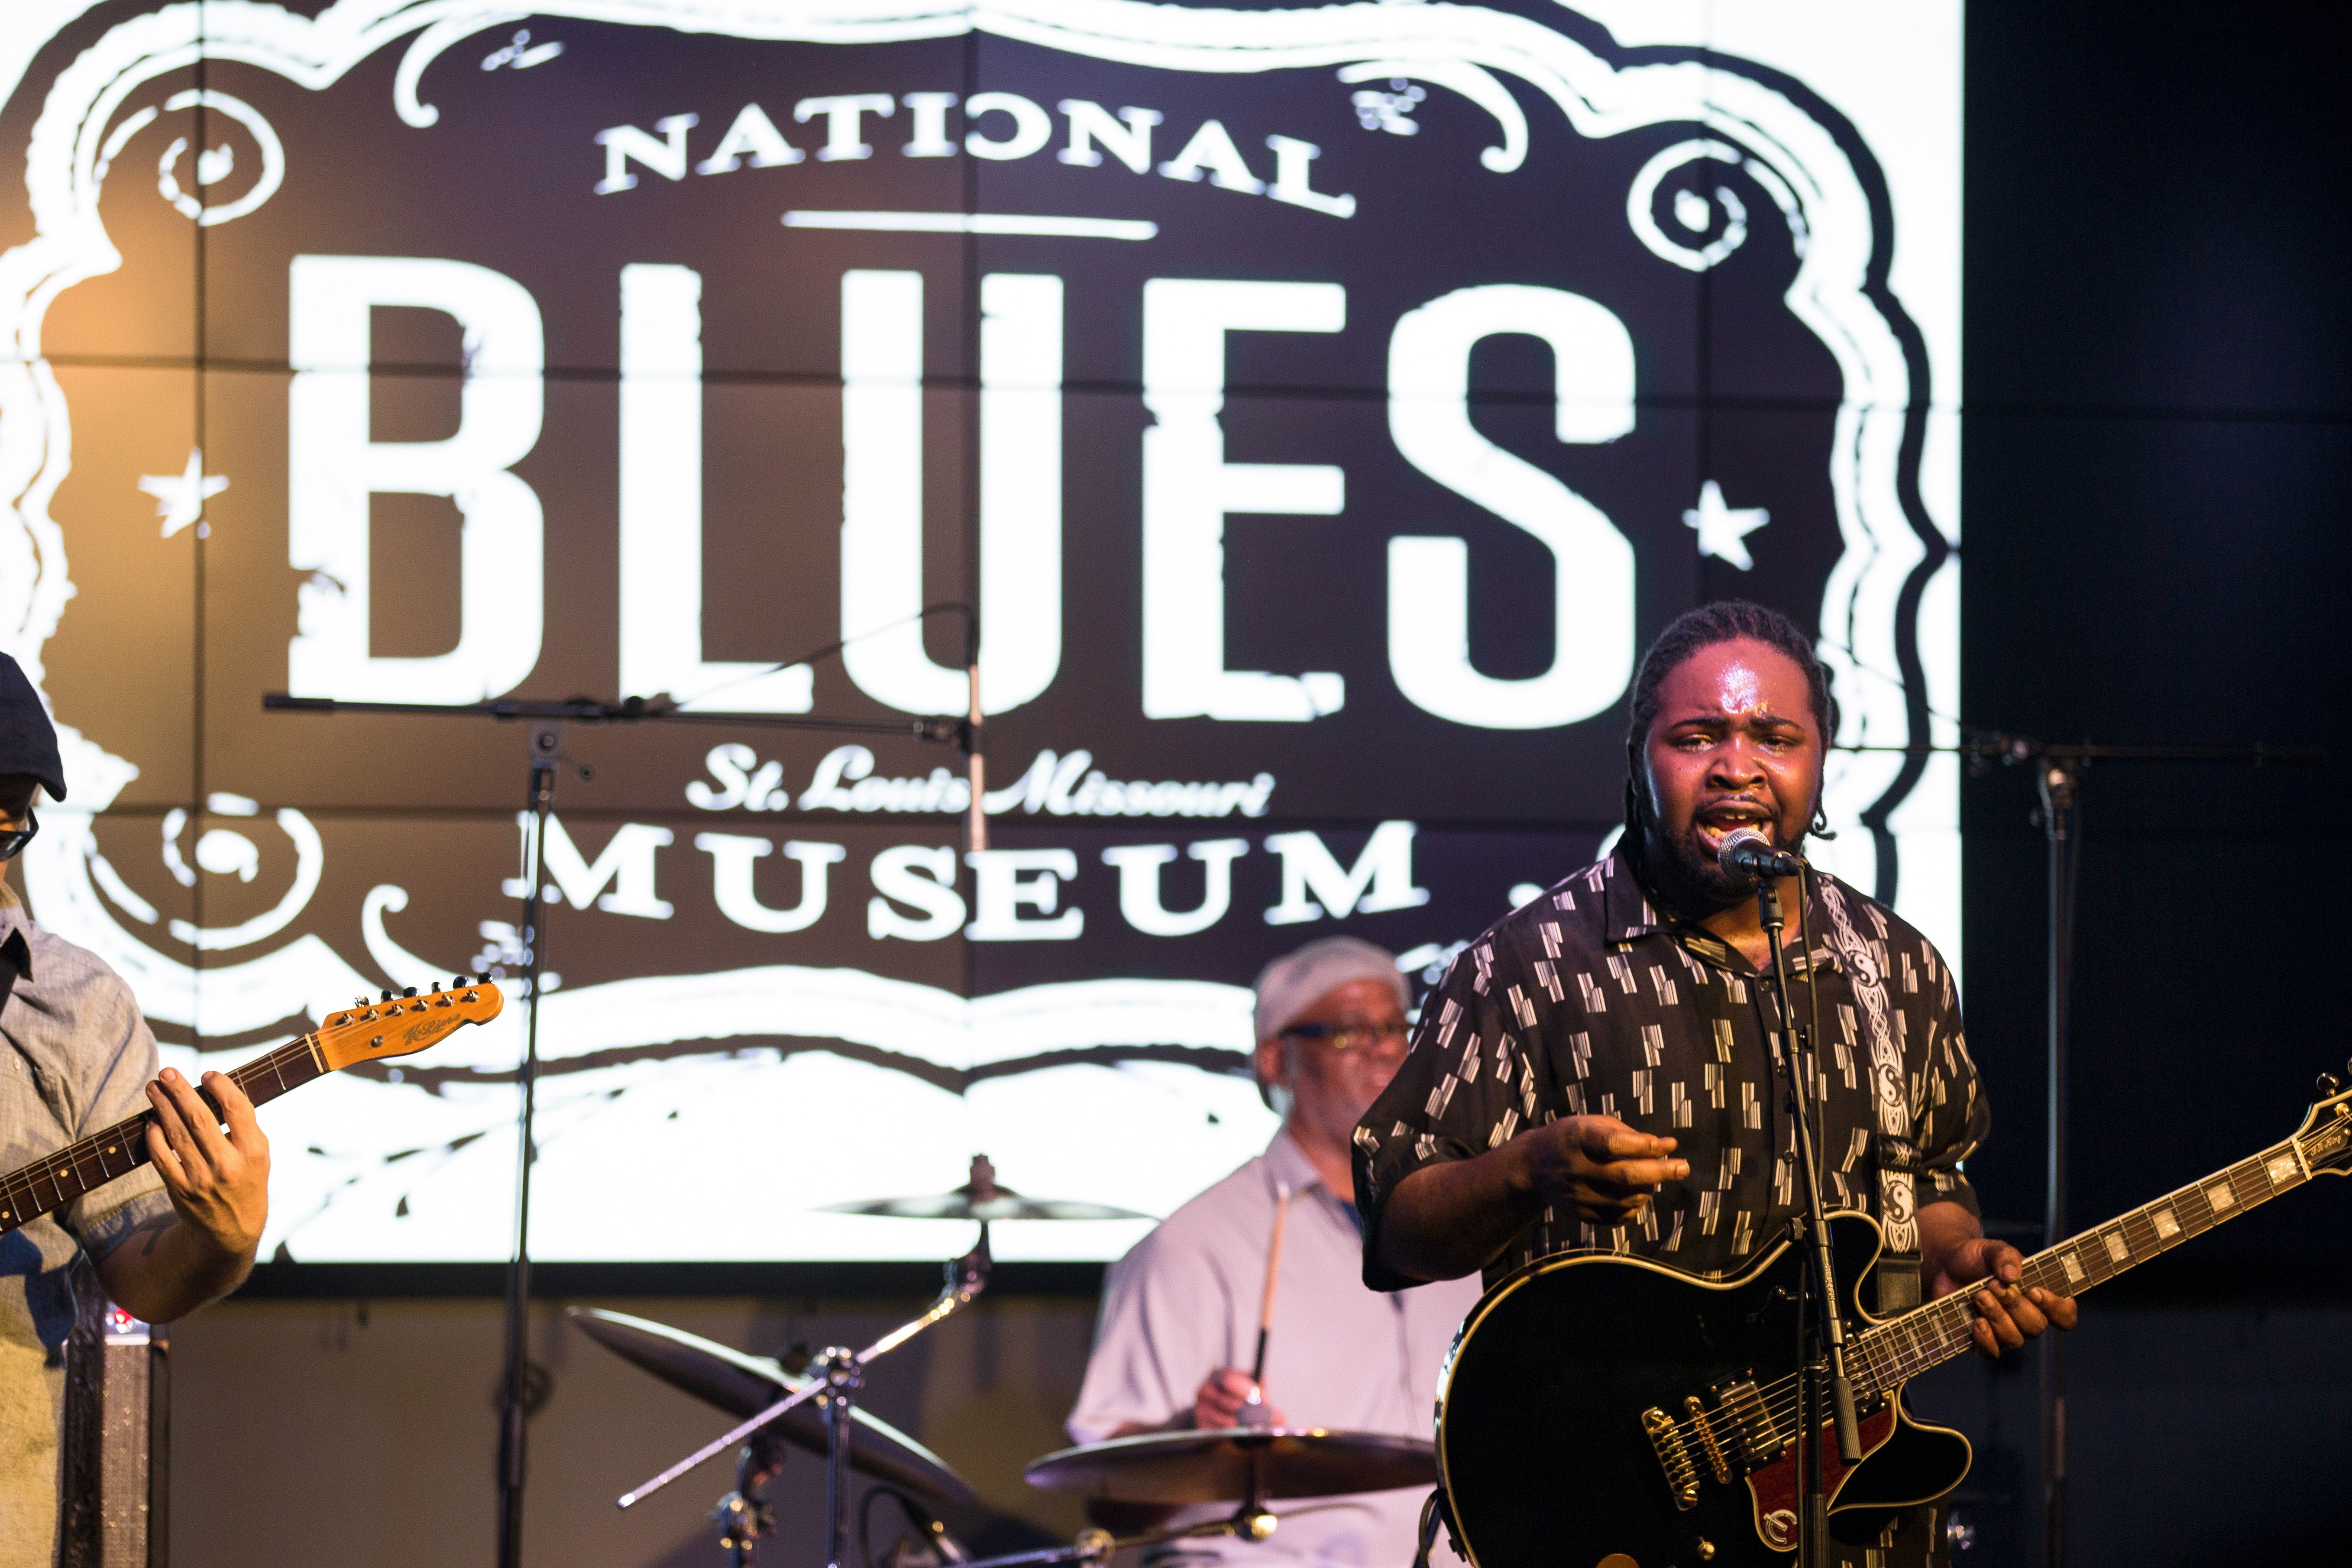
<box><xmin>1812</xmin><ymin>877</ymin><xmax>1922</xmax><ymax>1314</ymax></box>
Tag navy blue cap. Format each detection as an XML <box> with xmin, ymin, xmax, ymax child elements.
<box><xmin>0</xmin><ymin>655</ymin><xmax>65</xmax><ymax>802</ymax></box>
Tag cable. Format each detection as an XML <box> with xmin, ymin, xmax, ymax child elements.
<box><xmin>859</xmin><ymin>1485</ymin><xmax>961</xmax><ymax>1568</ymax></box>
<box><xmin>671</xmin><ymin>601</ymin><xmax>977</xmax><ymax>712</ymax></box>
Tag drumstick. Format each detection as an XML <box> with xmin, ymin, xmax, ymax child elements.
<box><xmin>1250</xmin><ymin>1186</ymin><xmax>1294</xmax><ymax>1392</ymax></box>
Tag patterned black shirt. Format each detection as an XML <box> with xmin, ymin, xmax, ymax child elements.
<box><xmin>1355</xmin><ymin>851</ymin><xmax>1986</xmax><ymax>1295</ymax></box>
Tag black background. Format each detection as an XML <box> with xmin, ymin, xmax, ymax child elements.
<box><xmin>1945</xmin><ymin>3</ymin><xmax>2349</xmax><ymax>1560</ymax></box>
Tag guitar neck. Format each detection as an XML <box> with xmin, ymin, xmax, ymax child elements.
<box><xmin>0</xmin><ymin>1034</ymin><xmax>326</xmax><ymax>1238</ymax></box>
<box><xmin>1854</xmin><ymin>1137</ymin><xmax>2313</xmax><ymax>1394</ymax></box>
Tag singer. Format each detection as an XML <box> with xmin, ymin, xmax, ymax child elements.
<box><xmin>1350</xmin><ymin>601</ymin><xmax>2074</xmax><ymax>1568</ymax></box>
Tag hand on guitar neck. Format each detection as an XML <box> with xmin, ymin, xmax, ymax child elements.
<box><xmin>91</xmin><ymin>1066</ymin><xmax>271</xmax><ymax>1323</ymax></box>
<box><xmin>0</xmin><ymin>979</ymin><xmax>501</xmax><ymax>1321</ymax></box>
<box><xmin>1919</xmin><ymin>1200</ymin><xmax>2078</xmax><ymax>1358</ymax></box>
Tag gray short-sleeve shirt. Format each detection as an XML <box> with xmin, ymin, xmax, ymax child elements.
<box><xmin>0</xmin><ymin>901</ymin><xmax>173</xmax><ymax>1560</ymax></box>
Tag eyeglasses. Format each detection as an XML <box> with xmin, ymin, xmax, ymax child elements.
<box><xmin>0</xmin><ymin>811</ymin><xmax>35</xmax><ymax>862</ymax></box>
<box><xmin>1280</xmin><ymin>1019</ymin><xmax>1412</xmax><ymax>1055</ymax></box>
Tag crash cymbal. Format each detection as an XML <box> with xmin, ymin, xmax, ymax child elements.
<box><xmin>821</xmin><ymin>1154</ymin><xmax>1151</xmax><ymax>1223</ymax></box>
<box><xmin>567</xmin><ymin>1307</ymin><xmax>978</xmax><ymax>1504</ymax></box>
<box><xmin>1022</xmin><ymin>1428</ymin><xmax>1437</xmax><ymax>1504</ymax></box>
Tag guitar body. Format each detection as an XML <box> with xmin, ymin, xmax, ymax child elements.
<box><xmin>1436</xmin><ymin>1214</ymin><xmax>1969</xmax><ymax>1568</ymax></box>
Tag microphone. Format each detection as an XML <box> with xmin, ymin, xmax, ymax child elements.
<box><xmin>1718</xmin><ymin>826</ymin><xmax>1803</xmax><ymax>881</ymax></box>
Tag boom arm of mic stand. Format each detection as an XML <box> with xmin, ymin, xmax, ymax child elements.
<box><xmin>262</xmin><ymin>691</ymin><xmax>961</xmax><ymax>742</ymax></box>
<box><xmin>617</xmin><ymin>1225</ymin><xmax>994</xmax><ymax>1509</ymax></box>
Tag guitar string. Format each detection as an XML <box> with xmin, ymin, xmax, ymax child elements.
<box><xmin>1654</xmin><ymin>1143</ymin><xmax>2312</xmax><ymax>1450</ymax></box>
<box><xmin>1663</xmin><ymin>1186</ymin><xmax>2307</xmax><ymax>1452</ymax></box>
<box><xmin>0</xmin><ymin>1036</ymin><xmax>321</xmax><ymax>1224</ymax></box>
<box><xmin>0</xmin><ymin>992</ymin><xmax>496</xmax><ymax>1227</ymax></box>
<box><xmin>1688</xmin><ymin>1174</ymin><xmax>2295</xmax><ymax>1444</ymax></box>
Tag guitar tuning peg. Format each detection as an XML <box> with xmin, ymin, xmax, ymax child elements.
<box><xmin>430</xmin><ymin>981</ymin><xmax>442</xmax><ymax>993</ymax></box>
<box><xmin>402</xmin><ymin>987</ymin><xmax>417</xmax><ymax>998</ymax></box>
<box><xmin>353</xmin><ymin>996</ymin><xmax>368</xmax><ymax>1009</ymax></box>
<box><xmin>2320</xmin><ymin>1073</ymin><xmax>2344</xmax><ymax>1099</ymax></box>
<box><xmin>380</xmin><ymin>989</ymin><xmax>394</xmax><ymax>1002</ymax></box>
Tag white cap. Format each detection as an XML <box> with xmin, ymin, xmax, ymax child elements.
<box><xmin>1252</xmin><ymin>936</ymin><xmax>1409</xmax><ymax>1042</ymax></box>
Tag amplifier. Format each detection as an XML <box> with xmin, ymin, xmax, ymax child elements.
<box><xmin>58</xmin><ymin>1268</ymin><xmax>168</xmax><ymax>1568</ymax></box>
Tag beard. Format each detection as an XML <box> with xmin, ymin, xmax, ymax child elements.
<box><xmin>1640</xmin><ymin>811</ymin><xmax>1793</xmax><ymax>913</ymax></box>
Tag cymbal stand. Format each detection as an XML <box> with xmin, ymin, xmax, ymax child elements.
<box><xmin>714</xmin><ymin>1430</ymin><xmax>790</xmax><ymax>1567</ymax></box>
<box><xmin>620</xmin><ymin>1223</ymin><xmax>995</xmax><ymax>1565</ymax></box>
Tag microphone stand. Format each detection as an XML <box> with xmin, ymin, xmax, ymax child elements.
<box><xmin>1838</xmin><ymin>731</ymin><xmax>2317</xmax><ymax>1566</ymax></box>
<box><xmin>262</xmin><ymin>608</ymin><xmax>987</xmax><ymax>1568</ymax></box>
<box><xmin>1757</xmin><ymin>866</ymin><xmax>1860</xmax><ymax>1568</ymax></box>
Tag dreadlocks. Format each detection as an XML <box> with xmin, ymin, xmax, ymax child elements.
<box><xmin>1621</xmin><ymin>600</ymin><xmax>1838</xmax><ymax>840</ymax></box>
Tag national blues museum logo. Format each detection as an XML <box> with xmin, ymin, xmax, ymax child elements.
<box><xmin>0</xmin><ymin>2</ymin><xmax>1960</xmax><ymax>1261</ymax></box>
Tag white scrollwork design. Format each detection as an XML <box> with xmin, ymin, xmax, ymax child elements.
<box><xmin>1626</xmin><ymin>138</ymin><xmax>1749</xmax><ymax>271</ymax></box>
<box><xmin>150</xmin><ymin>88</ymin><xmax>286</xmax><ymax>226</ymax></box>
<box><xmin>363</xmin><ymin>884</ymin><xmax>455</xmax><ymax>991</ymax></box>
<box><xmin>165</xmin><ymin>807</ymin><xmax>325</xmax><ymax>950</ymax></box>
<box><xmin>1336</xmin><ymin>60</ymin><xmax>1525</xmax><ymax>169</ymax></box>
<box><xmin>396</xmin><ymin>12</ymin><xmax>529</xmax><ymax>128</ymax></box>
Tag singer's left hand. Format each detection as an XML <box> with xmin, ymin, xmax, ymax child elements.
<box><xmin>1921</xmin><ymin>1203</ymin><xmax>2077</xmax><ymax>1359</ymax></box>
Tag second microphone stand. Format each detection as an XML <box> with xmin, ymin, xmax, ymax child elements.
<box><xmin>1757</xmin><ymin>866</ymin><xmax>1862</xmax><ymax>1568</ymax></box>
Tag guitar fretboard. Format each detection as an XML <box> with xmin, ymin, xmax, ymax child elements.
<box><xmin>1851</xmin><ymin>1137</ymin><xmax>2312</xmax><ymax>1397</ymax></box>
<box><xmin>0</xmin><ymin>1035</ymin><xmax>324</xmax><ymax>1236</ymax></box>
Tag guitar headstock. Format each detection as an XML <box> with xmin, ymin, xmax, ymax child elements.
<box><xmin>315</xmin><ymin>976</ymin><xmax>506</xmax><ymax>1072</ymax></box>
<box><xmin>2292</xmin><ymin>1064</ymin><xmax>2352</xmax><ymax>1177</ymax></box>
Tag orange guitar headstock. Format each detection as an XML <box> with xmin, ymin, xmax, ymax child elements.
<box><xmin>315</xmin><ymin>977</ymin><xmax>506</xmax><ymax>1073</ymax></box>
<box><xmin>2294</xmin><ymin>1065</ymin><xmax>2352</xmax><ymax>1177</ymax></box>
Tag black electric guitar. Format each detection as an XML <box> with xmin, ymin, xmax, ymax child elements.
<box><xmin>0</xmin><ymin>977</ymin><xmax>503</xmax><ymax>1237</ymax></box>
<box><xmin>1433</xmin><ymin>1071</ymin><xmax>2352</xmax><ymax>1568</ymax></box>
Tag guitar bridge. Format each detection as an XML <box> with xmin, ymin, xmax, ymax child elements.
<box><xmin>1708</xmin><ymin>1375</ymin><xmax>1785</xmax><ymax>1469</ymax></box>
<box><xmin>1640</xmin><ymin>1406</ymin><xmax>1702</xmax><ymax>1511</ymax></box>
<box><xmin>1683</xmin><ymin>1395</ymin><xmax>1734</xmax><ymax>1483</ymax></box>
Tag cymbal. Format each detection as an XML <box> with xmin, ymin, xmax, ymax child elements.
<box><xmin>566</xmin><ymin>1307</ymin><xmax>978</xmax><ymax>1504</ymax></box>
<box><xmin>1023</xmin><ymin>1428</ymin><xmax>1437</xmax><ymax>1504</ymax></box>
<box><xmin>821</xmin><ymin>1154</ymin><xmax>1151</xmax><ymax>1223</ymax></box>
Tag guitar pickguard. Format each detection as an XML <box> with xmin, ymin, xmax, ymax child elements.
<box><xmin>1742</xmin><ymin>1404</ymin><xmax>1897</xmax><ymax>1549</ymax></box>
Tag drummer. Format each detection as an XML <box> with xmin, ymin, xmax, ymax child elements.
<box><xmin>1067</xmin><ymin>937</ymin><xmax>1482</xmax><ymax>1567</ymax></box>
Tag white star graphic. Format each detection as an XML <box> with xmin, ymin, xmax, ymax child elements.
<box><xmin>138</xmin><ymin>449</ymin><xmax>228</xmax><ymax>539</ymax></box>
<box><xmin>1683</xmin><ymin>479</ymin><xmax>1769</xmax><ymax>570</ymax></box>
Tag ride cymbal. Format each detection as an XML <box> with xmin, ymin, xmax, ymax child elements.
<box><xmin>1024</xmin><ymin>1428</ymin><xmax>1436</xmax><ymax>1504</ymax></box>
<box><xmin>821</xmin><ymin>1154</ymin><xmax>1150</xmax><ymax>1223</ymax></box>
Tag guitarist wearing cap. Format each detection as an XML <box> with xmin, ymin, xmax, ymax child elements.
<box><xmin>0</xmin><ymin>655</ymin><xmax>272</xmax><ymax>1560</ymax></box>
<box><xmin>1353</xmin><ymin>602</ymin><xmax>2072</xmax><ymax>1568</ymax></box>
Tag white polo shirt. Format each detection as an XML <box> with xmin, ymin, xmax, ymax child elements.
<box><xmin>1069</xmin><ymin>1129</ymin><xmax>1483</xmax><ymax>1568</ymax></box>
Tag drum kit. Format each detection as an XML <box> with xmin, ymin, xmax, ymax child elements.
<box><xmin>584</xmin><ymin>1157</ymin><xmax>1438</xmax><ymax>1568</ymax></box>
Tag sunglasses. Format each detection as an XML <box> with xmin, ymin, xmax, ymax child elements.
<box><xmin>0</xmin><ymin>811</ymin><xmax>36</xmax><ymax>861</ymax></box>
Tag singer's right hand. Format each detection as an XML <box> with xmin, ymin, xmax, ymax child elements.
<box><xmin>1512</xmin><ymin>1115</ymin><xmax>1689</xmax><ymax>1226</ymax></box>
<box><xmin>1194</xmin><ymin>1368</ymin><xmax>1285</xmax><ymax>1430</ymax></box>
